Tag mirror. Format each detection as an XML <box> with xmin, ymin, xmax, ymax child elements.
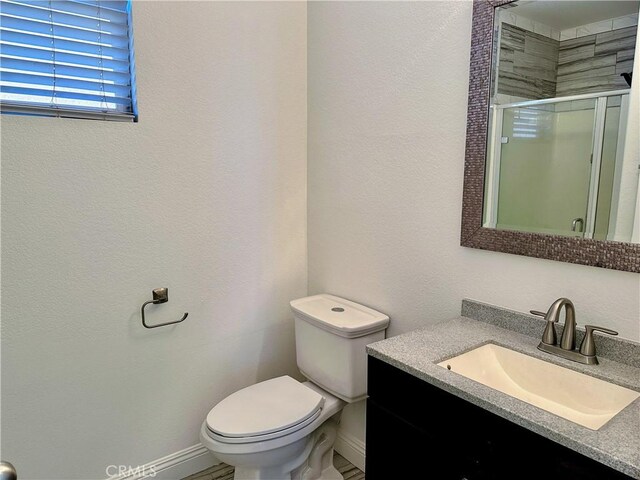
<box><xmin>487</xmin><ymin>0</ymin><xmax>638</xmax><ymax>241</ymax></box>
<box><xmin>461</xmin><ymin>0</ymin><xmax>639</xmax><ymax>272</ymax></box>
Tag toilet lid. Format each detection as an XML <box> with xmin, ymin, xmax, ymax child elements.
<box><xmin>206</xmin><ymin>376</ymin><xmax>324</xmax><ymax>438</ymax></box>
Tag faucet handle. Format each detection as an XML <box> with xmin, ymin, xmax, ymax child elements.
<box><xmin>531</xmin><ymin>309</ymin><xmax>557</xmax><ymax>345</ymax></box>
<box><xmin>579</xmin><ymin>325</ymin><xmax>618</xmax><ymax>357</ymax></box>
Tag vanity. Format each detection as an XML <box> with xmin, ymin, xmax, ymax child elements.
<box><xmin>365</xmin><ymin>301</ymin><xmax>640</xmax><ymax>480</ymax></box>
<box><xmin>363</xmin><ymin>0</ymin><xmax>640</xmax><ymax>476</ymax></box>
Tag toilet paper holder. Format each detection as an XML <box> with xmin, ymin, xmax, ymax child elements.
<box><xmin>141</xmin><ymin>288</ymin><xmax>188</xmax><ymax>329</ymax></box>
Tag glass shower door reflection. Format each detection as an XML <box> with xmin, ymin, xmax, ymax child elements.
<box><xmin>494</xmin><ymin>99</ymin><xmax>597</xmax><ymax>237</ymax></box>
<box><xmin>593</xmin><ymin>97</ymin><xmax>624</xmax><ymax>241</ymax></box>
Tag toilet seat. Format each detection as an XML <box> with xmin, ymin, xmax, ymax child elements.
<box><xmin>206</xmin><ymin>408</ymin><xmax>322</xmax><ymax>444</ymax></box>
<box><xmin>206</xmin><ymin>376</ymin><xmax>325</xmax><ymax>443</ymax></box>
<box><xmin>200</xmin><ymin>380</ymin><xmax>346</xmax><ymax>463</ymax></box>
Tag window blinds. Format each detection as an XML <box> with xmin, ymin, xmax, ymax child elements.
<box><xmin>0</xmin><ymin>0</ymin><xmax>137</xmax><ymax>121</ymax></box>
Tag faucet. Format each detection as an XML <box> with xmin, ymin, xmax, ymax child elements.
<box><xmin>531</xmin><ymin>298</ymin><xmax>617</xmax><ymax>365</ymax></box>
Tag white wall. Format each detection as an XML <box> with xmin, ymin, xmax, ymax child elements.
<box><xmin>613</xmin><ymin>17</ymin><xmax>640</xmax><ymax>242</ymax></box>
<box><xmin>0</xmin><ymin>2</ymin><xmax>307</xmax><ymax>479</ymax></box>
<box><xmin>308</xmin><ymin>0</ymin><xmax>640</xmax><ymax>454</ymax></box>
<box><xmin>2</xmin><ymin>1</ymin><xmax>639</xmax><ymax>477</ymax></box>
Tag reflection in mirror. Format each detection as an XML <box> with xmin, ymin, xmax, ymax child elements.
<box><xmin>484</xmin><ymin>0</ymin><xmax>639</xmax><ymax>243</ymax></box>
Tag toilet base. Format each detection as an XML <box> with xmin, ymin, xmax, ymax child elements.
<box><xmin>230</xmin><ymin>418</ymin><xmax>343</xmax><ymax>480</ymax></box>
<box><xmin>291</xmin><ymin>418</ymin><xmax>342</xmax><ymax>480</ymax></box>
<box><xmin>294</xmin><ymin>451</ymin><xmax>342</xmax><ymax>480</ymax></box>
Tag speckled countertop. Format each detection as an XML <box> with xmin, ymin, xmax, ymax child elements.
<box><xmin>366</xmin><ymin>305</ymin><xmax>640</xmax><ymax>479</ymax></box>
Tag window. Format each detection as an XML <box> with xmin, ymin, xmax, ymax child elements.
<box><xmin>0</xmin><ymin>0</ymin><xmax>137</xmax><ymax>121</ymax></box>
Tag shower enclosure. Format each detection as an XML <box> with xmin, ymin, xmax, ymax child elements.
<box><xmin>484</xmin><ymin>89</ymin><xmax>630</xmax><ymax>241</ymax></box>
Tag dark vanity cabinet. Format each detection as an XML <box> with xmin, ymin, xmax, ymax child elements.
<box><xmin>365</xmin><ymin>356</ymin><xmax>633</xmax><ymax>480</ymax></box>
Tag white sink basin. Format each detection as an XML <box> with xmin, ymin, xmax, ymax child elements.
<box><xmin>438</xmin><ymin>343</ymin><xmax>639</xmax><ymax>430</ymax></box>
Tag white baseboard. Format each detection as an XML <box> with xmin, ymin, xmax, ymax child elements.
<box><xmin>109</xmin><ymin>444</ymin><xmax>218</xmax><ymax>480</ymax></box>
<box><xmin>334</xmin><ymin>430</ymin><xmax>365</xmax><ymax>473</ymax></box>
<box><xmin>108</xmin><ymin>433</ymin><xmax>362</xmax><ymax>480</ymax></box>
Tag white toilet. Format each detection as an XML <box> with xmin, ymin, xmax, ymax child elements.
<box><xmin>200</xmin><ymin>294</ymin><xmax>389</xmax><ymax>480</ymax></box>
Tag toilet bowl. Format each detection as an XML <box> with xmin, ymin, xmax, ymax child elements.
<box><xmin>200</xmin><ymin>379</ymin><xmax>345</xmax><ymax>480</ymax></box>
<box><xmin>200</xmin><ymin>294</ymin><xmax>389</xmax><ymax>480</ymax></box>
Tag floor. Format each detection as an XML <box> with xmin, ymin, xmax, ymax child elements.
<box><xmin>183</xmin><ymin>452</ymin><xmax>365</xmax><ymax>480</ymax></box>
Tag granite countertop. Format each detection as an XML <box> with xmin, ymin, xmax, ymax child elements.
<box><xmin>366</xmin><ymin>304</ymin><xmax>640</xmax><ymax>479</ymax></box>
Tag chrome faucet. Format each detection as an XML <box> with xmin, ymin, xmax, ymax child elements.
<box><xmin>531</xmin><ymin>298</ymin><xmax>617</xmax><ymax>365</ymax></box>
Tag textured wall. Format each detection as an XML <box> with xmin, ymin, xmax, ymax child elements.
<box><xmin>497</xmin><ymin>21</ymin><xmax>637</xmax><ymax>99</ymax></box>
<box><xmin>498</xmin><ymin>23</ymin><xmax>558</xmax><ymax>99</ymax></box>
<box><xmin>557</xmin><ymin>26</ymin><xmax>636</xmax><ymax>96</ymax></box>
<box><xmin>0</xmin><ymin>2</ymin><xmax>307</xmax><ymax>479</ymax></box>
<box><xmin>616</xmin><ymin>27</ymin><xmax>640</xmax><ymax>243</ymax></box>
<box><xmin>308</xmin><ymin>0</ymin><xmax>640</xmax><ymax>454</ymax></box>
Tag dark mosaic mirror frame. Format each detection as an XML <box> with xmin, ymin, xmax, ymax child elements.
<box><xmin>461</xmin><ymin>0</ymin><xmax>640</xmax><ymax>273</ymax></box>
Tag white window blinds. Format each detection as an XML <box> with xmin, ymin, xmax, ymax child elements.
<box><xmin>0</xmin><ymin>0</ymin><xmax>137</xmax><ymax>121</ymax></box>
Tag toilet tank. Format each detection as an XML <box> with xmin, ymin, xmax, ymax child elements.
<box><xmin>290</xmin><ymin>294</ymin><xmax>389</xmax><ymax>403</ymax></box>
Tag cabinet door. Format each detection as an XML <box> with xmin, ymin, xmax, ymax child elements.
<box><xmin>366</xmin><ymin>399</ymin><xmax>467</xmax><ymax>480</ymax></box>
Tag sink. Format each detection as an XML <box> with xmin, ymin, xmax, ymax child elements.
<box><xmin>437</xmin><ymin>343</ymin><xmax>639</xmax><ymax>430</ymax></box>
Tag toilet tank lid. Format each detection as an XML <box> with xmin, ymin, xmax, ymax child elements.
<box><xmin>290</xmin><ymin>294</ymin><xmax>389</xmax><ymax>338</ymax></box>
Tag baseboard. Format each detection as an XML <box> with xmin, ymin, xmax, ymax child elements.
<box><xmin>334</xmin><ymin>430</ymin><xmax>365</xmax><ymax>472</ymax></box>
<box><xmin>108</xmin><ymin>432</ymin><xmax>362</xmax><ymax>480</ymax></box>
<box><xmin>108</xmin><ymin>444</ymin><xmax>218</xmax><ymax>480</ymax></box>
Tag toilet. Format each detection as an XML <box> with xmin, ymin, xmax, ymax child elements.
<box><xmin>200</xmin><ymin>294</ymin><xmax>389</xmax><ymax>480</ymax></box>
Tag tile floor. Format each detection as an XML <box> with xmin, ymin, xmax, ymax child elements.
<box><xmin>183</xmin><ymin>452</ymin><xmax>364</xmax><ymax>480</ymax></box>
